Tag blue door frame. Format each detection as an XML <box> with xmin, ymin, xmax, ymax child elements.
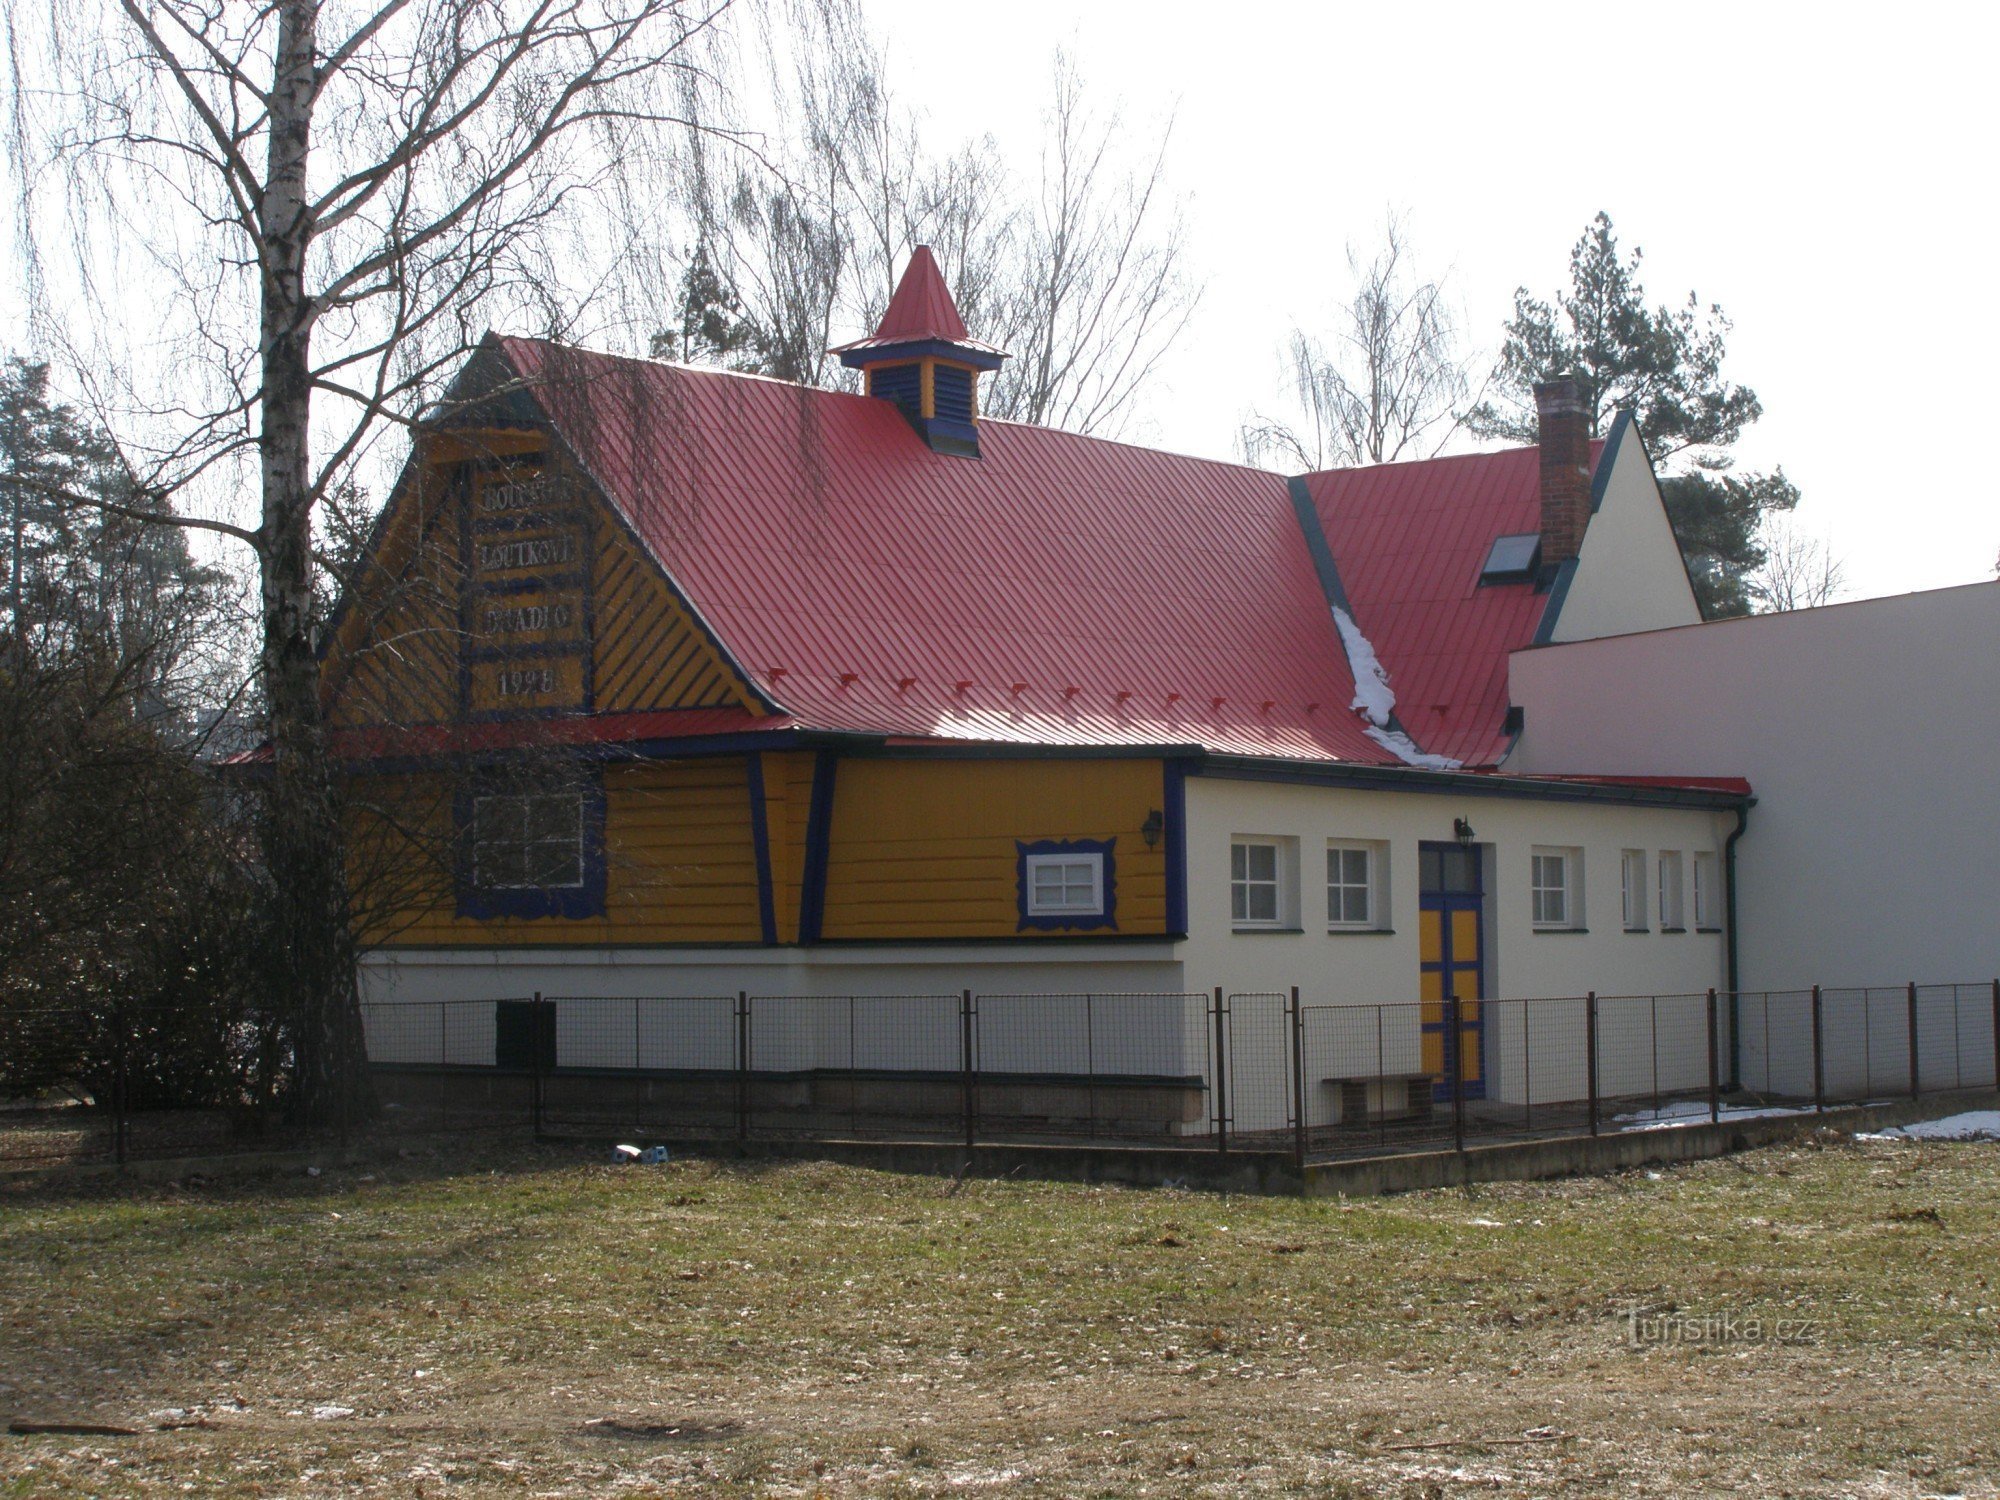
<box><xmin>1419</xmin><ymin>841</ymin><xmax>1487</xmax><ymax>1102</ymax></box>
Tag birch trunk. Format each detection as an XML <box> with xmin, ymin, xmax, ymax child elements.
<box><xmin>258</xmin><ymin>0</ymin><xmax>366</xmax><ymax>1127</ymax></box>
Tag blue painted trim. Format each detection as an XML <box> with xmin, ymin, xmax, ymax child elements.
<box><xmin>746</xmin><ymin>752</ymin><xmax>778</xmax><ymax>946</ymax></box>
<box><xmin>837</xmin><ymin>339</ymin><xmax>1006</xmax><ymax>371</ymax></box>
<box><xmin>1530</xmin><ymin>556</ymin><xmax>1578</xmax><ymax>645</ymax></box>
<box><xmin>1418</xmin><ymin>838</ymin><xmax>1488</xmax><ymax>1102</ymax></box>
<box><xmin>453</xmin><ymin>771</ymin><xmax>608</xmax><ymax>921</ymax></box>
<box><xmin>913</xmin><ymin>413</ymin><xmax>981</xmax><ymax>457</ymax></box>
<box><xmin>465</xmin><ymin>570</ymin><xmax>590</xmax><ymax>598</ymax></box>
<box><xmin>1286</xmin><ymin>476</ymin><xmax>1356</xmax><ymax>615</ymax></box>
<box><xmin>1164</xmin><ymin>759</ymin><xmax>1189</xmax><ymax>938</ymax></box>
<box><xmin>1015</xmin><ymin>837</ymin><xmax>1119</xmax><ymax>933</ymax></box>
<box><xmin>1590</xmin><ymin>408</ymin><xmax>1630</xmax><ymax>514</ymax></box>
<box><xmin>797</xmin><ymin>750</ymin><xmax>839</xmax><ymax>943</ymax></box>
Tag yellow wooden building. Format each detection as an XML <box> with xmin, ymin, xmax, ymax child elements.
<box><xmin>332</xmin><ymin>250</ymin><xmax>1751</xmax><ymax>1123</ymax></box>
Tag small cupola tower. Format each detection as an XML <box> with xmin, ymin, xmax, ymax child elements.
<box><xmin>834</xmin><ymin>246</ymin><xmax>1006</xmax><ymax>458</ymax></box>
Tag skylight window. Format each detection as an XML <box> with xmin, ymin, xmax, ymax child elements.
<box><xmin>1479</xmin><ymin>533</ymin><xmax>1542</xmax><ymax>585</ymax></box>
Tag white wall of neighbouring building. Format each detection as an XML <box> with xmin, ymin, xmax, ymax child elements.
<box><xmin>1507</xmin><ymin>579</ymin><xmax>2000</xmax><ymax>993</ymax></box>
<box><xmin>1180</xmin><ymin>773</ymin><xmax>1734</xmax><ymax>1122</ymax></box>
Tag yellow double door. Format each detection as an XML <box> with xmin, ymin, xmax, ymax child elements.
<box><xmin>1419</xmin><ymin>900</ymin><xmax>1484</xmax><ymax>1097</ymax></box>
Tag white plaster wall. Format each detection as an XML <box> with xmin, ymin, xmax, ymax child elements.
<box><xmin>359</xmin><ymin>944</ymin><xmax>1193</xmax><ymax>1077</ymax></box>
<box><xmin>1508</xmin><ymin>580</ymin><xmax>2000</xmax><ymax>993</ymax></box>
<box><xmin>1551</xmin><ymin>425</ymin><xmax>1703</xmax><ymax>643</ymax></box>
<box><xmin>1180</xmin><ymin>774</ymin><xmax>1733</xmax><ymax>1122</ymax></box>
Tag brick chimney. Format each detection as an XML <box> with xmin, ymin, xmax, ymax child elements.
<box><xmin>1534</xmin><ymin>377</ymin><xmax>1591</xmax><ymax>565</ymax></box>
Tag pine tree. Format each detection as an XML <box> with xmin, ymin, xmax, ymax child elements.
<box><xmin>1467</xmin><ymin>213</ymin><xmax>1796</xmax><ymax>618</ymax></box>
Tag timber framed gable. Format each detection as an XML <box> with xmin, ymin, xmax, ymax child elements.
<box><xmin>326</xmin><ymin>422</ymin><xmax>767</xmax><ymax>734</ymax></box>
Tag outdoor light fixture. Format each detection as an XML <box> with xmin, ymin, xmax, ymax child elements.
<box><xmin>1453</xmin><ymin>817</ymin><xmax>1476</xmax><ymax>847</ymax></box>
<box><xmin>1141</xmin><ymin>809</ymin><xmax>1164</xmax><ymax>849</ymax></box>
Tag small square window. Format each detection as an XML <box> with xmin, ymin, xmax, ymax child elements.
<box><xmin>1016</xmin><ymin>840</ymin><xmax>1117</xmax><ymax>931</ymax></box>
<box><xmin>1326</xmin><ymin>841</ymin><xmax>1388</xmax><ymax>929</ymax></box>
<box><xmin>1658</xmin><ymin>851</ymin><xmax>1686</xmax><ymax>930</ymax></box>
<box><xmin>1531</xmin><ymin>847</ymin><xmax>1582</xmax><ymax>929</ymax></box>
<box><xmin>1621</xmin><ymin>849</ymin><xmax>1649</xmax><ymax>931</ymax></box>
<box><xmin>1025</xmin><ymin>853</ymin><xmax>1104</xmax><ymax>916</ymax></box>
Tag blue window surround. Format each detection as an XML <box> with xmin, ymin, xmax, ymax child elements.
<box><xmin>1016</xmin><ymin>837</ymin><xmax>1118</xmax><ymax>933</ymax></box>
<box><xmin>454</xmin><ymin>772</ymin><xmax>608</xmax><ymax>920</ymax></box>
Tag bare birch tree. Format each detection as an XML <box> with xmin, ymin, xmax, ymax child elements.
<box><xmin>675</xmin><ymin>42</ymin><xmax>1191</xmax><ymax>439</ymax></box>
<box><xmin>7</xmin><ymin>0</ymin><xmax>751</xmax><ymax>1121</ymax></box>
<box><xmin>1241</xmin><ymin>214</ymin><xmax>1473</xmax><ymax>471</ymax></box>
<box><xmin>979</xmin><ymin>57</ymin><xmax>1195</xmax><ymax>436</ymax></box>
<box><xmin>1752</xmin><ymin>518</ymin><xmax>1846</xmax><ymax>612</ymax></box>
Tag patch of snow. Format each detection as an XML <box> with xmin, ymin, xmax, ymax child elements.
<box><xmin>1614</xmin><ymin>1099</ymin><xmax>1815</xmax><ymax>1132</ymax></box>
<box><xmin>1857</xmin><ymin>1110</ymin><xmax>2000</xmax><ymax>1142</ymax></box>
<box><xmin>311</xmin><ymin>1405</ymin><xmax>355</xmax><ymax>1422</ymax></box>
<box><xmin>1332</xmin><ymin>606</ymin><xmax>1396</xmax><ymax>727</ymax></box>
<box><xmin>1363</xmin><ymin>724</ymin><xmax>1464</xmax><ymax>772</ymax></box>
<box><xmin>1330</xmin><ymin>606</ymin><xmax>1464</xmax><ymax>771</ymax></box>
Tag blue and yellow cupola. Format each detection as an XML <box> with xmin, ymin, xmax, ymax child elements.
<box><xmin>835</xmin><ymin>246</ymin><xmax>1006</xmax><ymax>458</ymax></box>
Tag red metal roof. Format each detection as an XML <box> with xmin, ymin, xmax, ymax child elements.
<box><xmin>870</xmin><ymin>245</ymin><xmax>967</xmax><ymax>342</ymax></box>
<box><xmin>501</xmin><ymin>338</ymin><xmax>1387</xmax><ymax>761</ymax></box>
<box><xmin>1300</xmin><ymin>442</ymin><xmax>1603</xmax><ymax>768</ymax></box>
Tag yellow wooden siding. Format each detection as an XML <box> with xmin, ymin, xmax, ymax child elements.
<box><xmin>326</xmin><ymin>474</ymin><xmax>464</xmax><ymax>730</ymax></box>
<box><xmin>759</xmin><ymin>750</ymin><xmax>818</xmax><ymax>943</ymax></box>
<box><xmin>592</xmin><ymin>522</ymin><xmax>755</xmax><ymax>712</ymax></box>
<box><xmin>818</xmin><ymin>758</ymin><xmax>1167</xmax><ymax>940</ymax></box>
<box><xmin>356</xmin><ymin>759</ymin><xmax>762</xmax><ymax>947</ymax></box>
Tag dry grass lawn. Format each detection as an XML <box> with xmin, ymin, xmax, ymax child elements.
<box><xmin>2</xmin><ymin>1130</ymin><xmax>1997</xmax><ymax>1497</ymax></box>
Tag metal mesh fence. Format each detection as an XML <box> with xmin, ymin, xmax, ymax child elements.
<box><xmin>5</xmin><ymin>980</ymin><xmax>1997</xmax><ymax>1171</ymax></box>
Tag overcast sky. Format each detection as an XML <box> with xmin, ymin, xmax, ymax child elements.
<box><xmin>863</xmin><ymin>0</ymin><xmax>2000</xmax><ymax>601</ymax></box>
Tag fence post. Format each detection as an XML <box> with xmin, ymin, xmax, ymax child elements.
<box><xmin>113</xmin><ymin>1005</ymin><xmax>130</xmax><ymax>1169</ymax></box>
<box><xmin>1448</xmin><ymin>995</ymin><xmax>1465</xmax><ymax>1156</ymax></box>
<box><xmin>1212</xmin><ymin>986</ymin><xmax>1228</xmax><ymax>1155</ymax></box>
<box><xmin>1289</xmin><ymin>986</ymin><xmax>1306</xmax><ymax>1171</ymax></box>
<box><xmin>1907</xmin><ymin>981</ymin><xmax>1921</xmax><ymax>1100</ymax></box>
<box><xmin>736</xmin><ymin>991</ymin><xmax>750</xmax><ymax>1142</ymax></box>
<box><xmin>1810</xmin><ymin>984</ymin><xmax>1825</xmax><ymax>1111</ymax></box>
<box><xmin>531</xmin><ymin>991</ymin><xmax>546</xmax><ymax>1139</ymax></box>
<box><xmin>1693</xmin><ymin>988</ymin><xmax>1714</xmax><ymax>1126</ymax></box>
<box><xmin>1585</xmin><ymin>992</ymin><xmax>1600</xmax><ymax>1138</ymax></box>
<box><xmin>960</xmin><ymin>989</ymin><xmax>976</xmax><ymax>1161</ymax></box>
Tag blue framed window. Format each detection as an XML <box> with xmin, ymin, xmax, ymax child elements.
<box><xmin>456</xmin><ymin>774</ymin><xmax>606</xmax><ymax>920</ymax></box>
<box><xmin>1016</xmin><ymin>838</ymin><xmax>1117</xmax><ymax>932</ymax></box>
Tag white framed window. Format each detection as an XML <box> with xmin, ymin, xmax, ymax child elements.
<box><xmin>1232</xmin><ymin>837</ymin><xmax>1296</xmax><ymax>928</ymax></box>
<box><xmin>472</xmin><ymin>792</ymin><xmax>586</xmax><ymax>890</ymax></box>
<box><xmin>1024</xmin><ymin>852</ymin><xmax>1105</xmax><ymax>917</ymax></box>
<box><xmin>1693</xmin><ymin>851</ymin><xmax>1720</xmax><ymax>930</ymax></box>
<box><xmin>1326</xmin><ymin>840</ymin><xmax>1388</xmax><ymax>929</ymax></box>
<box><xmin>1658</xmin><ymin>851</ymin><xmax>1686</xmax><ymax>930</ymax></box>
<box><xmin>1621</xmin><ymin>849</ymin><xmax>1649</xmax><ymax>931</ymax></box>
<box><xmin>1531</xmin><ymin>847</ymin><xmax>1582</xmax><ymax>929</ymax></box>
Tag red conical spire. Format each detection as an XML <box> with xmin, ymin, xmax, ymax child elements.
<box><xmin>871</xmin><ymin>245</ymin><xmax>969</xmax><ymax>343</ymax></box>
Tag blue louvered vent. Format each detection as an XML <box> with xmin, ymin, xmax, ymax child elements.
<box><xmin>869</xmin><ymin>363</ymin><xmax>922</xmax><ymax>421</ymax></box>
<box><xmin>933</xmin><ymin>365</ymin><xmax>974</xmax><ymax>424</ymax></box>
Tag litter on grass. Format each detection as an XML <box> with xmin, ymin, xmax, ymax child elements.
<box><xmin>1856</xmin><ymin>1110</ymin><xmax>2000</xmax><ymax>1142</ymax></box>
